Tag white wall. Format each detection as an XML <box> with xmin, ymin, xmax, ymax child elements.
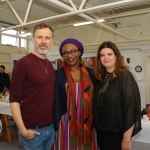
<box><xmin>0</xmin><ymin>40</ymin><xmax>27</xmax><ymax>73</ymax></box>
<box><xmin>0</xmin><ymin>52</ymin><xmax>10</xmax><ymax>73</ymax></box>
<box><xmin>10</xmin><ymin>53</ymin><xmax>26</xmax><ymax>72</ymax></box>
<box><xmin>120</xmin><ymin>48</ymin><xmax>147</xmax><ymax>109</ymax></box>
<box><xmin>0</xmin><ymin>52</ymin><xmax>26</xmax><ymax>73</ymax></box>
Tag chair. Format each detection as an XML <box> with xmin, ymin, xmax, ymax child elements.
<box><xmin>0</xmin><ymin>114</ymin><xmax>18</xmax><ymax>145</ymax></box>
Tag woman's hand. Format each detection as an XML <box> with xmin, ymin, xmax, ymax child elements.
<box><xmin>121</xmin><ymin>139</ymin><xmax>131</xmax><ymax>150</ymax></box>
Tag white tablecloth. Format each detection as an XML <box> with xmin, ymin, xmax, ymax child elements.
<box><xmin>0</xmin><ymin>102</ymin><xmax>12</xmax><ymax>116</ymax></box>
<box><xmin>132</xmin><ymin>120</ymin><xmax>150</xmax><ymax>143</ymax></box>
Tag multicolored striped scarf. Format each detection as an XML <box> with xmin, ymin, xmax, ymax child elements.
<box><xmin>61</xmin><ymin>64</ymin><xmax>96</xmax><ymax>150</ymax></box>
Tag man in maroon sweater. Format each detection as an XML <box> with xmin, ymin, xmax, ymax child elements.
<box><xmin>10</xmin><ymin>22</ymin><xmax>56</xmax><ymax>150</ymax></box>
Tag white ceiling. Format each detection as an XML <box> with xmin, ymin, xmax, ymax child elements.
<box><xmin>0</xmin><ymin>0</ymin><xmax>150</xmax><ymax>46</ymax></box>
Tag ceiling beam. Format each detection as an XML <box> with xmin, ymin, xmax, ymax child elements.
<box><xmin>24</xmin><ymin>0</ymin><xmax>33</xmax><ymax>23</ymax></box>
<box><xmin>79</xmin><ymin>0</ymin><xmax>86</xmax><ymax>10</ymax></box>
<box><xmin>103</xmin><ymin>8</ymin><xmax>150</xmax><ymax>20</ymax></box>
<box><xmin>110</xmin><ymin>10</ymin><xmax>133</xmax><ymax>40</ymax></box>
<box><xmin>68</xmin><ymin>0</ymin><xmax>77</xmax><ymax>11</ymax></box>
<box><xmin>134</xmin><ymin>12</ymin><xmax>150</xmax><ymax>40</ymax></box>
<box><xmin>0</xmin><ymin>0</ymin><xmax>142</xmax><ymax>40</ymax></box>
<box><xmin>5</xmin><ymin>0</ymin><xmax>23</xmax><ymax>24</ymax></box>
<box><xmin>80</xmin><ymin>26</ymin><xmax>95</xmax><ymax>43</ymax></box>
<box><xmin>47</xmin><ymin>0</ymin><xmax>136</xmax><ymax>40</ymax></box>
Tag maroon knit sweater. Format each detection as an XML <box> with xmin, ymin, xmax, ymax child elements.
<box><xmin>10</xmin><ymin>53</ymin><xmax>56</xmax><ymax>127</ymax></box>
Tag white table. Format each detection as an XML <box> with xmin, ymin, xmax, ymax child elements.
<box><xmin>0</xmin><ymin>102</ymin><xmax>18</xmax><ymax>145</ymax></box>
<box><xmin>132</xmin><ymin>120</ymin><xmax>150</xmax><ymax>143</ymax></box>
<box><xmin>0</xmin><ymin>102</ymin><xmax>12</xmax><ymax>116</ymax></box>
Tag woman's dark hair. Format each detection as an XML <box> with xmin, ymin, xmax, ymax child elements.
<box><xmin>94</xmin><ymin>41</ymin><xmax>128</xmax><ymax>81</ymax></box>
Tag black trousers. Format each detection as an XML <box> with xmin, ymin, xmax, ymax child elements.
<box><xmin>97</xmin><ymin>131</ymin><xmax>123</xmax><ymax>150</ymax></box>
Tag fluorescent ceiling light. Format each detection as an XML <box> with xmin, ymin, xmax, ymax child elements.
<box><xmin>73</xmin><ymin>19</ymin><xmax>104</xmax><ymax>26</ymax></box>
<box><xmin>18</xmin><ymin>33</ymin><xmax>32</xmax><ymax>37</ymax></box>
<box><xmin>97</xmin><ymin>19</ymin><xmax>104</xmax><ymax>22</ymax></box>
<box><xmin>73</xmin><ymin>21</ymin><xmax>93</xmax><ymax>26</ymax></box>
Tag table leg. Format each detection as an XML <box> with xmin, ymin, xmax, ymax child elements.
<box><xmin>0</xmin><ymin>114</ymin><xmax>18</xmax><ymax>145</ymax></box>
<box><xmin>18</xmin><ymin>140</ymin><xmax>21</xmax><ymax>148</ymax></box>
<box><xmin>0</xmin><ymin>114</ymin><xmax>4</xmax><ymax>141</ymax></box>
<box><xmin>4</xmin><ymin>115</ymin><xmax>12</xmax><ymax>144</ymax></box>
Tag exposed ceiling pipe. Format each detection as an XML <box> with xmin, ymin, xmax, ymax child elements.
<box><xmin>42</xmin><ymin>7</ymin><xmax>150</xmax><ymax>29</ymax></box>
<box><xmin>5</xmin><ymin>0</ymin><xmax>23</xmax><ymax>24</ymax></box>
<box><xmin>82</xmin><ymin>38</ymin><xmax>150</xmax><ymax>46</ymax></box>
<box><xmin>47</xmin><ymin>0</ymin><xmax>137</xmax><ymax>40</ymax></box>
<box><xmin>80</xmin><ymin>26</ymin><xmax>95</xmax><ymax>43</ymax></box>
<box><xmin>102</xmin><ymin>8</ymin><xmax>150</xmax><ymax>20</ymax></box>
<box><xmin>24</xmin><ymin>0</ymin><xmax>33</xmax><ymax>23</ymax></box>
<box><xmin>0</xmin><ymin>0</ymin><xmax>141</xmax><ymax>39</ymax></box>
<box><xmin>134</xmin><ymin>12</ymin><xmax>150</xmax><ymax>40</ymax></box>
<box><xmin>68</xmin><ymin>0</ymin><xmax>77</xmax><ymax>11</ymax></box>
<box><xmin>110</xmin><ymin>10</ymin><xmax>133</xmax><ymax>40</ymax></box>
<box><xmin>79</xmin><ymin>0</ymin><xmax>86</xmax><ymax>10</ymax></box>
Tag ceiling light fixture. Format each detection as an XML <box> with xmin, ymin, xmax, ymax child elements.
<box><xmin>97</xmin><ymin>19</ymin><xmax>105</xmax><ymax>22</ymax></box>
<box><xmin>18</xmin><ymin>33</ymin><xmax>32</xmax><ymax>37</ymax></box>
<box><xmin>73</xmin><ymin>19</ymin><xmax>104</xmax><ymax>26</ymax></box>
<box><xmin>73</xmin><ymin>21</ymin><xmax>94</xmax><ymax>26</ymax></box>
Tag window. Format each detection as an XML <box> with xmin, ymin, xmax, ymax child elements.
<box><xmin>20</xmin><ymin>31</ymin><xmax>26</xmax><ymax>48</ymax></box>
<box><xmin>1</xmin><ymin>27</ymin><xmax>17</xmax><ymax>46</ymax></box>
<box><xmin>1</xmin><ymin>27</ymin><xmax>26</xmax><ymax>48</ymax></box>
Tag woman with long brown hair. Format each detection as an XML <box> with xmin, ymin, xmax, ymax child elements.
<box><xmin>93</xmin><ymin>41</ymin><xmax>141</xmax><ymax>150</ymax></box>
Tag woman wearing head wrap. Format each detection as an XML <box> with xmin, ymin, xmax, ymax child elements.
<box><xmin>54</xmin><ymin>38</ymin><xmax>97</xmax><ymax>150</ymax></box>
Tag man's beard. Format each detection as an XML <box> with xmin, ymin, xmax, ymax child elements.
<box><xmin>37</xmin><ymin>48</ymin><xmax>48</xmax><ymax>55</ymax></box>
<box><xmin>35</xmin><ymin>45</ymin><xmax>50</xmax><ymax>55</ymax></box>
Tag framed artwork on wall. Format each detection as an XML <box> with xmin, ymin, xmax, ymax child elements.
<box><xmin>82</xmin><ymin>56</ymin><xmax>96</xmax><ymax>69</ymax></box>
<box><xmin>14</xmin><ymin>60</ymin><xmax>18</xmax><ymax>66</ymax></box>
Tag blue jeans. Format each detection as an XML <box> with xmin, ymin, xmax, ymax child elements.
<box><xmin>19</xmin><ymin>123</ymin><xmax>55</xmax><ymax>150</ymax></box>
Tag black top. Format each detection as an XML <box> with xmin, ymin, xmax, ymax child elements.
<box><xmin>0</xmin><ymin>72</ymin><xmax>10</xmax><ymax>92</ymax></box>
<box><xmin>93</xmin><ymin>70</ymin><xmax>141</xmax><ymax>136</ymax></box>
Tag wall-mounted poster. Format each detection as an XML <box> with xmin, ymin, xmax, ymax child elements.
<box><xmin>82</xmin><ymin>56</ymin><xmax>96</xmax><ymax>69</ymax></box>
<box><xmin>14</xmin><ymin>60</ymin><xmax>18</xmax><ymax>66</ymax></box>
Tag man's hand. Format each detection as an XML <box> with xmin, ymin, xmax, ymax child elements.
<box><xmin>21</xmin><ymin>129</ymin><xmax>40</xmax><ymax>139</ymax></box>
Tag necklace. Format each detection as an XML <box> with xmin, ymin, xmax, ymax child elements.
<box><xmin>36</xmin><ymin>56</ymin><xmax>48</xmax><ymax>73</ymax></box>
